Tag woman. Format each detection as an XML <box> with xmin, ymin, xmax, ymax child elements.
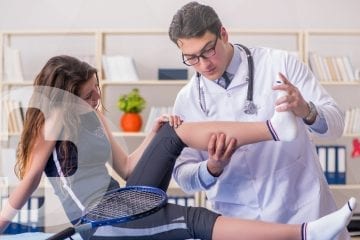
<box><xmin>0</xmin><ymin>55</ymin><xmax>355</xmax><ymax>240</ymax></box>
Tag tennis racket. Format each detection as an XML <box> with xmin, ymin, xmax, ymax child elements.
<box><xmin>47</xmin><ymin>186</ymin><xmax>167</xmax><ymax>240</ymax></box>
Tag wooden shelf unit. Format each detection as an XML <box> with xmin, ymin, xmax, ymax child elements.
<box><xmin>0</xmin><ymin>28</ymin><xmax>359</xmax><ymax>218</ymax></box>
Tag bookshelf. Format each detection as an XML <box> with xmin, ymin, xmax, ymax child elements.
<box><xmin>1</xmin><ymin>28</ymin><xmax>359</xmax><ymax>232</ymax></box>
<box><xmin>303</xmin><ymin>30</ymin><xmax>360</xmax><ymax>210</ymax></box>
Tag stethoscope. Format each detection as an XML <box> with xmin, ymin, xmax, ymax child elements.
<box><xmin>197</xmin><ymin>43</ymin><xmax>257</xmax><ymax>116</ymax></box>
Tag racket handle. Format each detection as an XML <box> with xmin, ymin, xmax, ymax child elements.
<box><xmin>46</xmin><ymin>227</ymin><xmax>76</xmax><ymax>240</ymax></box>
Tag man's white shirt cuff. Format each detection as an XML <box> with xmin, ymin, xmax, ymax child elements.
<box><xmin>198</xmin><ymin>161</ymin><xmax>217</xmax><ymax>189</ymax></box>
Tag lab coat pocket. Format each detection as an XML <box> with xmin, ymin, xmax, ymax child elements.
<box><xmin>275</xmin><ymin>155</ymin><xmax>321</xmax><ymax>211</ymax></box>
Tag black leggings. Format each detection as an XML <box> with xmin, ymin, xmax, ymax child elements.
<box><xmin>89</xmin><ymin>123</ymin><xmax>220</xmax><ymax>240</ymax></box>
<box><xmin>126</xmin><ymin>122</ymin><xmax>187</xmax><ymax>190</ymax></box>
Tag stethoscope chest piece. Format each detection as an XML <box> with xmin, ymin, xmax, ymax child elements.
<box><xmin>244</xmin><ymin>100</ymin><xmax>257</xmax><ymax>115</ymax></box>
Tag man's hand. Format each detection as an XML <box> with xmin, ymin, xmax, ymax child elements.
<box><xmin>207</xmin><ymin>133</ymin><xmax>237</xmax><ymax>177</ymax></box>
<box><xmin>272</xmin><ymin>73</ymin><xmax>310</xmax><ymax>118</ymax></box>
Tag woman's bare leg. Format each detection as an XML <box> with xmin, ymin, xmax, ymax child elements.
<box><xmin>174</xmin><ymin>107</ymin><xmax>298</xmax><ymax>149</ymax></box>
<box><xmin>212</xmin><ymin>197</ymin><xmax>356</xmax><ymax>240</ymax></box>
<box><xmin>175</xmin><ymin>121</ymin><xmax>273</xmax><ymax>150</ymax></box>
<box><xmin>213</xmin><ymin>216</ymin><xmax>299</xmax><ymax>240</ymax></box>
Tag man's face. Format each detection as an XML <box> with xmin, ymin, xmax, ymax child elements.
<box><xmin>177</xmin><ymin>30</ymin><xmax>229</xmax><ymax>81</ymax></box>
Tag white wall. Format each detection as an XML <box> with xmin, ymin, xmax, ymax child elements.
<box><xmin>0</xmin><ymin>0</ymin><xmax>360</xmax><ymax>30</ymax></box>
<box><xmin>1</xmin><ymin>0</ymin><xmax>360</xmax><ymax>81</ymax></box>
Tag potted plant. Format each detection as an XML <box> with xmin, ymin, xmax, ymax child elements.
<box><xmin>117</xmin><ymin>88</ymin><xmax>146</xmax><ymax>132</ymax></box>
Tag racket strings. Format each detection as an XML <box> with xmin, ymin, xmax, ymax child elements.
<box><xmin>85</xmin><ymin>189</ymin><xmax>163</xmax><ymax>221</ymax></box>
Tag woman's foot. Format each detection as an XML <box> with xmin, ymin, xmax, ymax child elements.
<box><xmin>267</xmin><ymin>80</ymin><xmax>298</xmax><ymax>141</ymax></box>
<box><xmin>304</xmin><ymin>197</ymin><xmax>357</xmax><ymax>240</ymax></box>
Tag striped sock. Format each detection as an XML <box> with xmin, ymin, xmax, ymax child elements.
<box><xmin>267</xmin><ymin>109</ymin><xmax>297</xmax><ymax>141</ymax></box>
<box><xmin>266</xmin><ymin>120</ymin><xmax>279</xmax><ymax>141</ymax></box>
<box><xmin>304</xmin><ymin>197</ymin><xmax>356</xmax><ymax>240</ymax></box>
<box><xmin>301</xmin><ymin>223</ymin><xmax>307</xmax><ymax>240</ymax></box>
<box><xmin>268</xmin><ymin>79</ymin><xmax>298</xmax><ymax>141</ymax></box>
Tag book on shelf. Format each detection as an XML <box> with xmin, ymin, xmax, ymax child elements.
<box><xmin>325</xmin><ymin>57</ymin><xmax>339</xmax><ymax>81</ymax></box>
<box><xmin>356</xmin><ymin>68</ymin><xmax>360</xmax><ymax>81</ymax></box>
<box><xmin>158</xmin><ymin>68</ymin><xmax>188</xmax><ymax>80</ymax></box>
<box><xmin>308</xmin><ymin>52</ymin><xmax>322</xmax><ymax>81</ymax></box>
<box><xmin>309</xmin><ymin>52</ymin><xmax>357</xmax><ymax>82</ymax></box>
<box><xmin>3</xmin><ymin>46</ymin><xmax>24</xmax><ymax>82</ymax></box>
<box><xmin>0</xmin><ymin>178</ymin><xmax>8</xmax><ymax>200</ymax></box>
<box><xmin>1</xmin><ymin>102</ymin><xmax>7</xmax><ymax>139</ymax></box>
<box><xmin>203</xmin><ymin>196</ymin><xmax>214</xmax><ymax>210</ymax></box>
<box><xmin>316</xmin><ymin>145</ymin><xmax>346</xmax><ymax>184</ymax></box>
<box><xmin>343</xmin><ymin>56</ymin><xmax>357</xmax><ymax>81</ymax></box>
<box><xmin>102</xmin><ymin>55</ymin><xmax>139</xmax><ymax>81</ymax></box>
<box><xmin>0</xmin><ymin>148</ymin><xmax>20</xmax><ymax>185</ymax></box>
<box><xmin>167</xmin><ymin>195</ymin><xmax>195</xmax><ymax>207</ymax></box>
<box><xmin>2</xmin><ymin>100</ymin><xmax>25</xmax><ymax>134</ymax></box>
<box><xmin>144</xmin><ymin>106</ymin><xmax>173</xmax><ymax>133</ymax></box>
<box><xmin>344</xmin><ymin>108</ymin><xmax>360</xmax><ymax>135</ymax></box>
<box><xmin>335</xmin><ymin>56</ymin><xmax>350</xmax><ymax>82</ymax></box>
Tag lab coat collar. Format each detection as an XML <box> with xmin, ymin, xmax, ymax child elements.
<box><xmin>226</xmin><ymin>43</ymin><xmax>242</xmax><ymax>76</ymax></box>
<box><xmin>198</xmin><ymin>43</ymin><xmax>250</xmax><ymax>91</ymax></box>
<box><xmin>226</xmin><ymin>44</ymin><xmax>250</xmax><ymax>89</ymax></box>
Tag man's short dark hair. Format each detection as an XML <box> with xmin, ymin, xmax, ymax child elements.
<box><xmin>168</xmin><ymin>1</ymin><xmax>222</xmax><ymax>46</ymax></box>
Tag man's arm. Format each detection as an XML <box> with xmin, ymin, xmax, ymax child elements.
<box><xmin>274</xmin><ymin>53</ymin><xmax>344</xmax><ymax>138</ymax></box>
<box><xmin>173</xmin><ymin>134</ymin><xmax>237</xmax><ymax>193</ymax></box>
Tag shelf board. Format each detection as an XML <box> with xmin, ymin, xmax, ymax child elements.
<box><xmin>0</xmin><ymin>28</ymin><xmax>303</xmax><ymax>35</ymax></box>
<box><xmin>1</xmin><ymin>81</ymin><xmax>33</xmax><ymax>86</ymax></box>
<box><xmin>306</xmin><ymin>29</ymin><xmax>360</xmax><ymax>35</ymax></box>
<box><xmin>320</xmin><ymin>81</ymin><xmax>360</xmax><ymax>85</ymax></box>
<box><xmin>329</xmin><ymin>184</ymin><xmax>360</xmax><ymax>190</ymax></box>
<box><xmin>228</xmin><ymin>28</ymin><xmax>302</xmax><ymax>35</ymax></box>
<box><xmin>0</xmin><ymin>132</ymin><xmax>20</xmax><ymax>137</ymax></box>
<box><xmin>5</xmin><ymin>132</ymin><xmax>147</xmax><ymax>138</ymax></box>
<box><xmin>100</xmin><ymin>80</ymin><xmax>188</xmax><ymax>86</ymax></box>
<box><xmin>1</xmin><ymin>29</ymin><xmax>98</xmax><ymax>35</ymax></box>
<box><xmin>342</xmin><ymin>133</ymin><xmax>360</xmax><ymax>138</ymax></box>
<box><xmin>1</xmin><ymin>80</ymin><xmax>189</xmax><ymax>87</ymax></box>
<box><xmin>112</xmin><ymin>131</ymin><xmax>147</xmax><ymax>137</ymax></box>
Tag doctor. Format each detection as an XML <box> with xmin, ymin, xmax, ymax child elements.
<box><xmin>168</xmin><ymin>2</ymin><xmax>349</xmax><ymax>239</ymax></box>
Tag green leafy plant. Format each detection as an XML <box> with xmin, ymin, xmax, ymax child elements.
<box><xmin>117</xmin><ymin>88</ymin><xmax>146</xmax><ymax>113</ymax></box>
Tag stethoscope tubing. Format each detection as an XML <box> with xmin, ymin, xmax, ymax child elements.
<box><xmin>196</xmin><ymin>44</ymin><xmax>255</xmax><ymax>115</ymax></box>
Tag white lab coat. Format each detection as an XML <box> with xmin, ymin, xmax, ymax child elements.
<box><xmin>173</xmin><ymin>47</ymin><xmax>349</xmax><ymax>239</ymax></box>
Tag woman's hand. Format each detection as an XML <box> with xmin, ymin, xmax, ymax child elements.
<box><xmin>151</xmin><ymin>114</ymin><xmax>183</xmax><ymax>133</ymax></box>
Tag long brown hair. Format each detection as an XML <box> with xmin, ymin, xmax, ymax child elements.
<box><xmin>15</xmin><ymin>55</ymin><xmax>99</xmax><ymax>179</ymax></box>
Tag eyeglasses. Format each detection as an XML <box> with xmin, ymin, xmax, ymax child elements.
<box><xmin>182</xmin><ymin>37</ymin><xmax>218</xmax><ymax>66</ymax></box>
